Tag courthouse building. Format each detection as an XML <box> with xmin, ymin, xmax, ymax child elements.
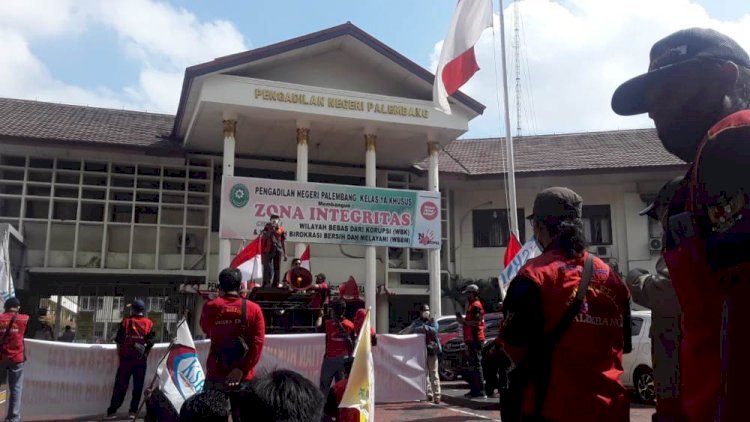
<box><xmin>0</xmin><ymin>23</ymin><xmax>685</xmax><ymax>339</ymax></box>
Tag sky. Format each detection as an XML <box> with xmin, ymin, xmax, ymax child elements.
<box><xmin>1</xmin><ymin>0</ymin><xmax>750</xmax><ymax>139</ymax></box>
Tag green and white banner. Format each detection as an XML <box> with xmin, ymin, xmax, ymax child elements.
<box><xmin>220</xmin><ymin>176</ymin><xmax>441</xmax><ymax>249</ymax></box>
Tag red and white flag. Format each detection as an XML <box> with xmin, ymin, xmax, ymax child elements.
<box><xmin>433</xmin><ymin>0</ymin><xmax>493</xmax><ymax>114</ymax></box>
<box><xmin>300</xmin><ymin>245</ymin><xmax>311</xmax><ymax>271</ymax></box>
<box><xmin>503</xmin><ymin>233</ymin><xmax>522</xmax><ymax>267</ymax></box>
<box><xmin>231</xmin><ymin>237</ymin><xmax>263</xmax><ymax>293</ymax></box>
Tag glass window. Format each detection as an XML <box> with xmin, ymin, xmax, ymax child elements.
<box><xmin>582</xmin><ymin>205</ymin><xmax>612</xmax><ymax>245</ymax></box>
<box><xmin>96</xmin><ymin>297</ymin><xmax>104</xmax><ymax>311</ymax></box>
<box><xmin>631</xmin><ymin>317</ymin><xmax>644</xmax><ymax>336</ymax></box>
<box><xmin>472</xmin><ymin>209</ymin><xmax>525</xmax><ymax>248</ymax></box>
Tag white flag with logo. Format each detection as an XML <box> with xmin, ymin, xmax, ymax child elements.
<box><xmin>0</xmin><ymin>224</ymin><xmax>15</xmax><ymax>309</ymax></box>
<box><xmin>156</xmin><ymin>319</ymin><xmax>205</xmax><ymax>412</ymax></box>
<box><xmin>499</xmin><ymin>238</ymin><xmax>541</xmax><ymax>296</ymax></box>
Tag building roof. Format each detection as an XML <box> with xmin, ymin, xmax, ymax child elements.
<box><xmin>172</xmin><ymin>22</ymin><xmax>485</xmax><ymax>136</ymax></box>
<box><xmin>418</xmin><ymin>129</ymin><xmax>686</xmax><ymax>176</ymax></box>
<box><xmin>0</xmin><ymin>97</ymin><xmax>179</xmax><ymax>152</ymax></box>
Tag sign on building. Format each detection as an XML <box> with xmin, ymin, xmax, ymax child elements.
<box><xmin>220</xmin><ymin>177</ymin><xmax>441</xmax><ymax>249</ymax></box>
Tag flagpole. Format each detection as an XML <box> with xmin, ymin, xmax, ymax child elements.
<box><xmin>498</xmin><ymin>0</ymin><xmax>520</xmax><ymax>239</ymax></box>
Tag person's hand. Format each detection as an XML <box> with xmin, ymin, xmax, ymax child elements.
<box><xmin>226</xmin><ymin>368</ymin><xmax>244</xmax><ymax>388</ymax></box>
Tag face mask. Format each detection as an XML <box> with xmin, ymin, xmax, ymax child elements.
<box><xmin>421</xmin><ymin>311</ymin><xmax>430</xmax><ymax>319</ymax></box>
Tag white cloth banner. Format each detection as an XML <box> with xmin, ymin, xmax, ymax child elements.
<box><xmin>21</xmin><ymin>334</ymin><xmax>425</xmax><ymax>420</ymax></box>
<box><xmin>157</xmin><ymin>321</ymin><xmax>205</xmax><ymax>413</ymax></box>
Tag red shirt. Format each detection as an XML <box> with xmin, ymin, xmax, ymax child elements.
<box><xmin>331</xmin><ymin>378</ymin><xmax>359</xmax><ymax>422</ymax></box>
<box><xmin>310</xmin><ymin>282</ymin><xmax>329</xmax><ymax>309</ymax></box>
<box><xmin>324</xmin><ymin>318</ymin><xmax>355</xmax><ymax>358</ymax></box>
<box><xmin>464</xmin><ymin>299</ymin><xmax>485</xmax><ymax>343</ymax></box>
<box><xmin>0</xmin><ymin>312</ymin><xmax>28</xmax><ymax>364</ymax></box>
<box><xmin>200</xmin><ymin>295</ymin><xmax>266</xmax><ymax>382</ymax></box>
<box><xmin>116</xmin><ymin>316</ymin><xmax>154</xmax><ymax>359</ymax></box>
<box><xmin>261</xmin><ymin>224</ymin><xmax>285</xmax><ymax>254</ymax></box>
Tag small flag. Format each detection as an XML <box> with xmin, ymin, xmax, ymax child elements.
<box><xmin>499</xmin><ymin>238</ymin><xmax>541</xmax><ymax>296</ymax></box>
<box><xmin>503</xmin><ymin>233</ymin><xmax>523</xmax><ymax>267</ymax></box>
<box><xmin>433</xmin><ymin>0</ymin><xmax>493</xmax><ymax>114</ymax></box>
<box><xmin>300</xmin><ymin>245</ymin><xmax>311</xmax><ymax>271</ymax></box>
<box><xmin>339</xmin><ymin>309</ymin><xmax>375</xmax><ymax>421</ymax></box>
<box><xmin>0</xmin><ymin>225</ymin><xmax>15</xmax><ymax>309</ymax></box>
<box><xmin>156</xmin><ymin>320</ymin><xmax>205</xmax><ymax>412</ymax></box>
<box><xmin>231</xmin><ymin>237</ymin><xmax>263</xmax><ymax>295</ymax></box>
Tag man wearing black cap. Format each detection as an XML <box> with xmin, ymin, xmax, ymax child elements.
<box><xmin>105</xmin><ymin>299</ymin><xmax>155</xmax><ymax>419</ymax></box>
<box><xmin>499</xmin><ymin>187</ymin><xmax>631</xmax><ymax>422</ymax></box>
<box><xmin>612</xmin><ymin>28</ymin><xmax>750</xmax><ymax>421</ymax></box>
<box><xmin>0</xmin><ymin>298</ymin><xmax>28</xmax><ymax>422</ymax></box>
<box><xmin>626</xmin><ymin>178</ymin><xmax>685</xmax><ymax>422</ymax></box>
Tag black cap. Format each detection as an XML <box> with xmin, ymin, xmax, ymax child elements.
<box><xmin>528</xmin><ymin>187</ymin><xmax>583</xmax><ymax>221</ymax></box>
<box><xmin>131</xmin><ymin>300</ymin><xmax>146</xmax><ymax>313</ymax></box>
<box><xmin>612</xmin><ymin>28</ymin><xmax>750</xmax><ymax>116</ymax></box>
<box><xmin>639</xmin><ymin>177</ymin><xmax>684</xmax><ymax>219</ymax></box>
<box><xmin>4</xmin><ymin>298</ymin><xmax>20</xmax><ymax>311</ymax></box>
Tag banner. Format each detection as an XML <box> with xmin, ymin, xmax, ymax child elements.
<box><xmin>0</xmin><ymin>224</ymin><xmax>15</xmax><ymax>309</ymax></box>
<box><xmin>220</xmin><ymin>177</ymin><xmax>441</xmax><ymax>249</ymax></box>
<box><xmin>499</xmin><ymin>237</ymin><xmax>541</xmax><ymax>295</ymax></box>
<box><xmin>157</xmin><ymin>320</ymin><xmax>204</xmax><ymax>413</ymax></box>
<box><xmin>21</xmin><ymin>334</ymin><xmax>425</xmax><ymax>419</ymax></box>
<box><xmin>340</xmin><ymin>311</ymin><xmax>374</xmax><ymax>420</ymax></box>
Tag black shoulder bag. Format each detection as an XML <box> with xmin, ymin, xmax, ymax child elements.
<box><xmin>332</xmin><ymin>316</ymin><xmax>355</xmax><ymax>364</ymax></box>
<box><xmin>215</xmin><ymin>298</ymin><xmax>250</xmax><ymax>370</ymax></box>
<box><xmin>502</xmin><ymin>254</ymin><xmax>595</xmax><ymax>422</ymax></box>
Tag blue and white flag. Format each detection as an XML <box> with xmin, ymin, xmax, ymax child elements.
<box><xmin>499</xmin><ymin>238</ymin><xmax>541</xmax><ymax>296</ymax></box>
<box><xmin>157</xmin><ymin>319</ymin><xmax>205</xmax><ymax>412</ymax></box>
<box><xmin>0</xmin><ymin>224</ymin><xmax>15</xmax><ymax>309</ymax></box>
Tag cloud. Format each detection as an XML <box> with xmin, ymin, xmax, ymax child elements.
<box><xmin>434</xmin><ymin>0</ymin><xmax>750</xmax><ymax>138</ymax></box>
<box><xmin>0</xmin><ymin>0</ymin><xmax>249</xmax><ymax>113</ymax></box>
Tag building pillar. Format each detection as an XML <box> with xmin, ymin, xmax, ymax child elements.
<box><xmin>295</xmin><ymin>124</ymin><xmax>310</xmax><ymax>260</ymax></box>
<box><xmin>364</xmin><ymin>132</ymin><xmax>381</xmax><ymax>331</ymax></box>
<box><xmin>427</xmin><ymin>141</ymin><xmax>442</xmax><ymax>318</ymax></box>
<box><xmin>218</xmin><ymin>117</ymin><xmax>237</xmax><ymax>273</ymax></box>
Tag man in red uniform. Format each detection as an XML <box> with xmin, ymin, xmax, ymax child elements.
<box><xmin>319</xmin><ymin>299</ymin><xmax>355</xmax><ymax>398</ymax></box>
<box><xmin>200</xmin><ymin>267</ymin><xmax>266</xmax><ymax>421</ymax></box>
<box><xmin>310</xmin><ymin>273</ymin><xmax>330</xmax><ymax>327</ymax></box>
<box><xmin>612</xmin><ymin>28</ymin><xmax>750</xmax><ymax>421</ymax></box>
<box><xmin>0</xmin><ymin>298</ymin><xmax>28</xmax><ymax>422</ymax></box>
<box><xmin>106</xmin><ymin>299</ymin><xmax>155</xmax><ymax>419</ymax></box>
<box><xmin>457</xmin><ymin>284</ymin><xmax>486</xmax><ymax>399</ymax></box>
<box><xmin>261</xmin><ymin>214</ymin><xmax>286</xmax><ymax>287</ymax></box>
<box><xmin>499</xmin><ymin>187</ymin><xmax>631</xmax><ymax>422</ymax></box>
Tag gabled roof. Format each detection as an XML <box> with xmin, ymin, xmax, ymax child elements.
<box><xmin>417</xmin><ymin>129</ymin><xmax>687</xmax><ymax>176</ymax></box>
<box><xmin>171</xmin><ymin>22</ymin><xmax>485</xmax><ymax>136</ymax></box>
<box><xmin>0</xmin><ymin>98</ymin><xmax>179</xmax><ymax>152</ymax></box>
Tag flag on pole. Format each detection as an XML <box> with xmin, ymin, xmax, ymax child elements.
<box><xmin>300</xmin><ymin>245</ymin><xmax>311</xmax><ymax>271</ymax></box>
<box><xmin>156</xmin><ymin>320</ymin><xmax>205</xmax><ymax>413</ymax></box>
<box><xmin>433</xmin><ymin>0</ymin><xmax>493</xmax><ymax>114</ymax></box>
<box><xmin>339</xmin><ymin>309</ymin><xmax>375</xmax><ymax>421</ymax></box>
<box><xmin>0</xmin><ymin>224</ymin><xmax>16</xmax><ymax>309</ymax></box>
<box><xmin>231</xmin><ymin>237</ymin><xmax>263</xmax><ymax>294</ymax></box>
<box><xmin>499</xmin><ymin>237</ymin><xmax>541</xmax><ymax>296</ymax></box>
<box><xmin>503</xmin><ymin>233</ymin><xmax>523</xmax><ymax>267</ymax></box>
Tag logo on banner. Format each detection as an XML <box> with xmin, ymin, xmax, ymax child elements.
<box><xmin>167</xmin><ymin>345</ymin><xmax>205</xmax><ymax>399</ymax></box>
<box><xmin>418</xmin><ymin>230</ymin><xmax>439</xmax><ymax>246</ymax></box>
<box><xmin>230</xmin><ymin>184</ymin><xmax>249</xmax><ymax>208</ymax></box>
<box><xmin>420</xmin><ymin>202</ymin><xmax>439</xmax><ymax>220</ymax></box>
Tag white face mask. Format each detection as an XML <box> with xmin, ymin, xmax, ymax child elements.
<box><xmin>421</xmin><ymin>311</ymin><xmax>430</xmax><ymax>319</ymax></box>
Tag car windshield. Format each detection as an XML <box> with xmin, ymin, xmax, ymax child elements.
<box><xmin>439</xmin><ymin>322</ymin><xmax>459</xmax><ymax>333</ymax></box>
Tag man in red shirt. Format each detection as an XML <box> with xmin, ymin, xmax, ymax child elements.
<box><xmin>319</xmin><ymin>299</ymin><xmax>355</xmax><ymax>398</ymax></box>
<box><xmin>106</xmin><ymin>299</ymin><xmax>155</xmax><ymax>419</ymax></box>
<box><xmin>457</xmin><ymin>284</ymin><xmax>486</xmax><ymax>399</ymax></box>
<box><xmin>261</xmin><ymin>215</ymin><xmax>286</xmax><ymax>287</ymax></box>
<box><xmin>200</xmin><ymin>267</ymin><xmax>265</xmax><ymax>420</ymax></box>
<box><xmin>310</xmin><ymin>273</ymin><xmax>330</xmax><ymax>327</ymax></box>
<box><xmin>0</xmin><ymin>298</ymin><xmax>28</xmax><ymax>422</ymax></box>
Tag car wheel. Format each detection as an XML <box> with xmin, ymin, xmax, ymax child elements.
<box><xmin>439</xmin><ymin>366</ymin><xmax>458</xmax><ymax>382</ymax></box>
<box><xmin>634</xmin><ymin>367</ymin><xmax>656</xmax><ymax>404</ymax></box>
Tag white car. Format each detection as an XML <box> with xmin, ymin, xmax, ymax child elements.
<box><xmin>620</xmin><ymin>310</ymin><xmax>655</xmax><ymax>403</ymax></box>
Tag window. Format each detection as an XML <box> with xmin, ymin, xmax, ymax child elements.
<box><xmin>94</xmin><ymin>322</ymin><xmax>105</xmax><ymax>339</ymax></box>
<box><xmin>631</xmin><ymin>317</ymin><xmax>644</xmax><ymax>337</ymax></box>
<box><xmin>112</xmin><ymin>297</ymin><xmax>123</xmax><ymax>310</ymax></box>
<box><xmin>96</xmin><ymin>297</ymin><xmax>104</xmax><ymax>311</ymax></box>
<box><xmin>582</xmin><ymin>205</ymin><xmax>612</xmax><ymax>245</ymax></box>
<box><xmin>472</xmin><ymin>209</ymin><xmax>525</xmax><ymax>248</ymax></box>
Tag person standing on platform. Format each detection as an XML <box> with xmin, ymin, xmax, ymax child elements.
<box><xmin>406</xmin><ymin>304</ymin><xmax>441</xmax><ymax>403</ymax></box>
<box><xmin>457</xmin><ymin>284</ymin><xmax>486</xmax><ymax>399</ymax></box>
<box><xmin>261</xmin><ymin>214</ymin><xmax>286</xmax><ymax>287</ymax></box>
<box><xmin>0</xmin><ymin>298</ymin><xmax>28</xmax><ymax>422</ymax></box>
<box><xmin>319</xmin><ymin>299</ymin><xmax>355</xmax><ymax>398</ymax></box>
<box><xmin>105</xmin><ymin>299</ymin><xmax>155</xmax><ymax>420</ymax></box>
<box><xmin>201</xmin><ymin>268</ymin><xmax>266</xmax><ymax>421</ymax></box>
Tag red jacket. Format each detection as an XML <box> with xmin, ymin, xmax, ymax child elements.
<box><xmin>0</xmin><ymin>311</ymin><xmax>28</xmax><ymax>364</ymax></box>
<box><xmin>261</xmin><ymin>224</ymin><xmax>285</xmax><ymax>255</ymax></box>
<box><xmin>200</xmin><ymin>295</ymin><xmax>266</xmax><ymax>382</ymax></box>
<box><xmin>501</xmin><ymin>251</ymin><xmax>631</xmax><ymax>422</ymax></box>
<box><xmin>324</xmin><ymin>318</ymin><xmax>355</xmax><ymax>358</ymax></box>
<box><xmin>464</xmin><ymin>299</ymin><xmax>485</xmax><ymax>343</ymax></box>
<box><xmin>115</xmin><ymin>315</ymin><xmax>154</xmax><ymax>359</ymax></box>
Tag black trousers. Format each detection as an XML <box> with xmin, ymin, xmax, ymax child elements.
<box><xmin>262</xmin><ymin>252</ymin><xmax>282</xmax><ymax>286</ymax></box>
<box><xmin>466</xmin><ymin>341</ymin><xmax>485</xmax><ymax>395</ymax></box>
<box><xmin>108</xmin><ymin>357</ymin><xmax>147</xmax><ymax>414</ymax></box>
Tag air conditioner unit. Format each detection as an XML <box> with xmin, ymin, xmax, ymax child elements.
<box><xmin>649</xmin><ymin>237</ymin><xmax>663</xmax><ymax>252</ymax></box>
<box><xmin>591</xmin><ymin>245</ymin><xmax>612</xmax><ymax>258</ymax></box>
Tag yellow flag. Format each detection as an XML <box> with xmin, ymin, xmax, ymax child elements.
<box><xmin>339</xmin><ymin>309</ymin><xmax>375</xmax><ymax>421</ymax></box>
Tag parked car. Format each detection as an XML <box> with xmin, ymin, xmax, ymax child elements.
<box><xmin>620</xmin><ymin>310</ymin><xmax>655</xmax><ymax>403</ymax></box>
<box><xmin>439</xmin><ymin>312</ymin><xmax>510</xmax><ymax>390</ymax></box>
